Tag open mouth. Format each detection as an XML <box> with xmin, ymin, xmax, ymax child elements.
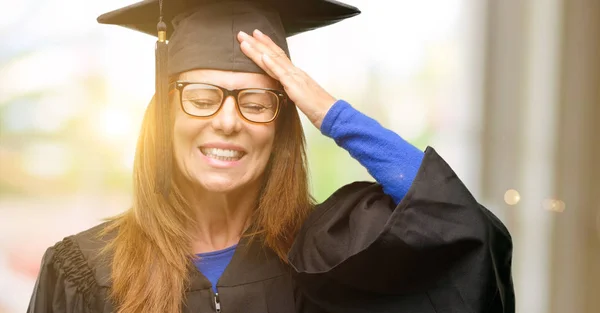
<box><xmin>199</xmin><ymin>147</ymin><xmax>246</xmax><ymax>161</ymax></box>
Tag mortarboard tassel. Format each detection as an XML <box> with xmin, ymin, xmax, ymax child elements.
<box><xmin>155</xmin><ymin>0</ymin><xmax>172</xmax><ymax>198</ymax></box>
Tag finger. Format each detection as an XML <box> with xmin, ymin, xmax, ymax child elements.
<box><xmin>239</xmin><ymin>41</ymin><xmax>278</xmax><ymax>79</ymax></box>
<box><xmin>238</xmin><ymin>31</ymin><xmax>272</xmax><ymax>56</ymax></box>
<box><xmin>243</xmin><ymin>29</ymin><xmax>287</xmax><ymax>60</ymax></box>
<box><xmin>238</xmin><ymin>36</ymin><xmax>262</xmax><ymax>64</ymax></box>
<box><xmin>238</xmin><ymin>31</ymin><xmax>293</xmax><ymax>70</ymax></box>
<box><xmin>238</xmin><ymin>32</ymin><xmax>276</xmax><ymax>68</ymax></box>
<box><xmin>262</xmin><ymin>53</ymin><xmax>303</xmax><ymax>88</ymax></box>
<box><xmin>237</xmin><ymin>31</ymin><xmax>264</xmax><ymax>59</ymax></box>
<box><xmin>238</xmin><ymin>31</ymin><xmax>305</xmax><ymax>89</ymax></box>
<box><xmin>253</xmin><ymin>29</ymin><xmax>288</xmax><ymax>58</ymax></box>
<box><xmin>238</xmin><ymin>33</ymin><xmax>296</xmax><ymax>81</ymax></box>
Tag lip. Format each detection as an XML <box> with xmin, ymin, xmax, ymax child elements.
<box><xmin>199</xmin><ymin>142</ymin><xmax>247</xmax><ymax>153</ymax></box>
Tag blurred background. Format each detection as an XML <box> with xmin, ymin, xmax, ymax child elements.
<box><xmin>0</xmin><ymin>0</ymin><xmax>598</xmax><ymax>312</ymax></box>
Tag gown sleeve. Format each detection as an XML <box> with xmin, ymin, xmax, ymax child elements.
<box><xmin>288</xmin><ymin>147</ymin><xmax>515</xmax><ymax>313</ymax></box>
<box><xmin>27</xmin><ymin>238</ymin><xmax>99</xmax><ymax>313</ymax></box>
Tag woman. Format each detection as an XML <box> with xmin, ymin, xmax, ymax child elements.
<box><xmin>28</xmin><ymin>0</ymin><xmax>514</xmax><ymax>312</ymax></box>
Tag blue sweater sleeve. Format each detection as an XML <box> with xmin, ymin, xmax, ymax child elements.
<box><xmin>320</xmin><ymin>100</ymin><xmax>424</xmax><ymax>204</ymax></box>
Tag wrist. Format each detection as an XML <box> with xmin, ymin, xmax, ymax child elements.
<box><xmin>313</xmin><ymin>96</ymin><xmax>337</xmax><ymax>129</ymax></box>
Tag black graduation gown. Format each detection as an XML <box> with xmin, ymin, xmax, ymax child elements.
<box><xmin>27</xmin><ymin>147</ymin><xmax>515</xmax><ymax>313</ymax></box>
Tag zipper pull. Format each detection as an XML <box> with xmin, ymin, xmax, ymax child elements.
<box><xmin>214</xmin><ymin>292</ymin><xmax>221</xmax><ymax>313</ymax></box>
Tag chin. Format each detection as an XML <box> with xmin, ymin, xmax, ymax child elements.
<box><xmin>195</xmin><ymin>174</ymin><xmax>247</xmax><ymax>193</ymax></box>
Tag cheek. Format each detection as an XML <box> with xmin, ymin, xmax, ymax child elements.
<box><xmin>254</xmin><ymin>125</ymin><xmax>276</xmax><ymax>164</ymax></box>
<box><xmin>173</xmin><ymin>113</ymin><xmax>201</xmax><ymax>161</ymax></box>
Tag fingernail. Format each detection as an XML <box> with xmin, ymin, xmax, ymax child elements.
<box><xmin>254</xmin><ymin>29</ymin><xmax>263</xmax><ymax>36</ymax></box>
<box><xmin>239</xmin><ymin>31</ymin><xmax>249</xmax><ymax>37</ymax></box>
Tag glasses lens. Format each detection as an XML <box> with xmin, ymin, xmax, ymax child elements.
<box><xmin>181</xmin><ymin>84</ymin><xmax>223</xmax><ymax>117</ymax></box>
<box><xmin>238</xmin><ymin>90</ymin><xmax>279</xmax><ymax>122</ymax></box>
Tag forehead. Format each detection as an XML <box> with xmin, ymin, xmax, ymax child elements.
<box><xmin>178</xmin><ymin>69</ymin><xmax>280</xmax><ymax>89</ymax></box>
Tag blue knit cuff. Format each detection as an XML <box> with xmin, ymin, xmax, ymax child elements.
<box><xmin>320</xmin><ymin>99</ymin><xmax>351</xmax><ymax>137</ymax></box>
<box><xmin>316</xmin><ymin>99</ymin><xmax>424</xmax><ymax>204</ymax></box>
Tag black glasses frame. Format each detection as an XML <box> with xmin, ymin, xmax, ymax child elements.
<box><xmin>171</xmin><ymin>81</ymin><xmax>287</xmax><ymax>124</ymax></box>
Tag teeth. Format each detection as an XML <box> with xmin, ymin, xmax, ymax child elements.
<box><xmin>200</xmin><ymin>148</ymin><xmax>244</xmax><ymax>160</ymax></box>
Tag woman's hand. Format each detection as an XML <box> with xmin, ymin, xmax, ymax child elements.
<box><xmin>237</xmin><ymin>29</ymin><xmax>336</xmax><ymax>130</ymax></box>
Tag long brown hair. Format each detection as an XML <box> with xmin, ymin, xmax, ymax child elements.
<box><xmin>100</xmin><ymin>90</ymin><xmax>313</xmax><ymax>312</ymax></box>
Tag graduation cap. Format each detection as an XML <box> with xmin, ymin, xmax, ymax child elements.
<box><xmin>97</xmin><ymin>0</ymin><xmax>360</xmax><ymax>75</ymax></box>
<box><xmin>96</xmin><ymin>0</ymin><xmax>360</xmax><ymax>196</ymax></box>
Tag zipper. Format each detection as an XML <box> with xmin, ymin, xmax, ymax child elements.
<box><xmin>214</xmin><ymin>292</ymin><xmax>221</xmax><ymax>313</ymax></box>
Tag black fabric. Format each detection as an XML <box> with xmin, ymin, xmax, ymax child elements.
<box><xmin>96</xmin><ymin>0</ymin><xmax>360</xmax><ymax>75</ymax></box>
<box><xmin>167</xmin><ymin>1</ymin><xmax>289</xmax><ymax>75</ymax></box>
<box><xmin>27</xmin><ymin>226</ymin><xmax>114</xmax><ymax>313</ymax></box>
<box><xmin>289</xmin><ymin>147</ymin><xmax>514</xmax><ymax>312</ymax></box>
<box><xmin>27</xmin><ymin>147</ymin><xmax>515</xmax><ymax>313</ymax></box>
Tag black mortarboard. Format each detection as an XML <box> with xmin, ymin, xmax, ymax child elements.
<box><xmin>96</xmin><ymin>0</ymin><xmax>360</xmax><ymax>197</ymax></box>
<box><xmin>97</xmin><ymin>0</ymin><xmax>360</xmax><ymax>75</ymax></box>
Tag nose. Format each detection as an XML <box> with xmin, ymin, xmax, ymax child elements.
<box><xmin>210</xmin><ymin>96</ymin><xmax>242</xmax><ymax>135</ymax></box>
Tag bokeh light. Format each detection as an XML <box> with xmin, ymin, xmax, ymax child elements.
<box><xmin>504</xmin><ymin>189</ymin><xmax>521</xmax><ymax>205</ymax></box>
<box><xmin>542</xmin><ymin>199</ymin><xmax>566</xmax><ymax>213</ymax></box>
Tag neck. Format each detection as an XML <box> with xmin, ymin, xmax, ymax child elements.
<box><xmin>182</xmin><ymin>182</ymin><xmax>261</xmax><ymax>254</ymax></box>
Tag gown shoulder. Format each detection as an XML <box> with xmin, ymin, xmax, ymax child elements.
<box><xmin>27</xmin><ymin>222</ymin><xmax>115</xmax><ymax>313</ymax></box>
<box><xmin>289</xmin><ymin>147</ymin><xmax>514</xmax><ymax>313</ymax></box>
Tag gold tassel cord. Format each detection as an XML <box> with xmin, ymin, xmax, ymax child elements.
<box><xmin>154</xmin><ymin>0</ymin><xmax>172</xmax><ymax>198</ymax></box>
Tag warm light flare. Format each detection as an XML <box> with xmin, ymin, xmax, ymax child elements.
<box><xmin>542</xmin><ymin>199</ymin><xmax>565</xmax><ymax>213</ymax></box>
<box><xmin>504</xmin><ymin>189</ymin><xmax>521</xmax><ymax>205</ymax></box>
<box><xmin>95</xmin><ymin>107</ymin><xmax>135</xmax><ymax>140</ymax></box>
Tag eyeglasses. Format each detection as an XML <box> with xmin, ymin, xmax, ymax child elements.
<box><xmin>172</xmin><ymin>81</ymin><xmax>287</xmax><ymax>123</ymax></box>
